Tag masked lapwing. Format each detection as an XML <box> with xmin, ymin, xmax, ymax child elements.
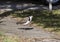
<box><xmin>16</xmin><ymin>16</ymin><xmax>33</xmax><ymax>25</ymax></box>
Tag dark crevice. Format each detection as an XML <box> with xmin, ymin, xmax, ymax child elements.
<box><xmin>18</xmin><ymin>28</ymin><xmax>33</xmax><ymax>30</ymax></box>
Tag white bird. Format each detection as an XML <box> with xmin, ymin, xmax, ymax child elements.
<box><xmin>16</xmin><ymin>16</ymin><xmax>33</xmax><ymax>25</ymax></box>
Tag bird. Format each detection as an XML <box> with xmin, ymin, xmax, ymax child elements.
<box><xmin>16</xmin><ymin>16</ymin><xmax>33</xmax><ymax>25</ymax></box>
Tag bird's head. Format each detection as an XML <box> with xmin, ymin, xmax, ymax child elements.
<box><xmin>29</xmin><ymin>16</ymin><xmax>33</xmax><ymax>21</ymax></box>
